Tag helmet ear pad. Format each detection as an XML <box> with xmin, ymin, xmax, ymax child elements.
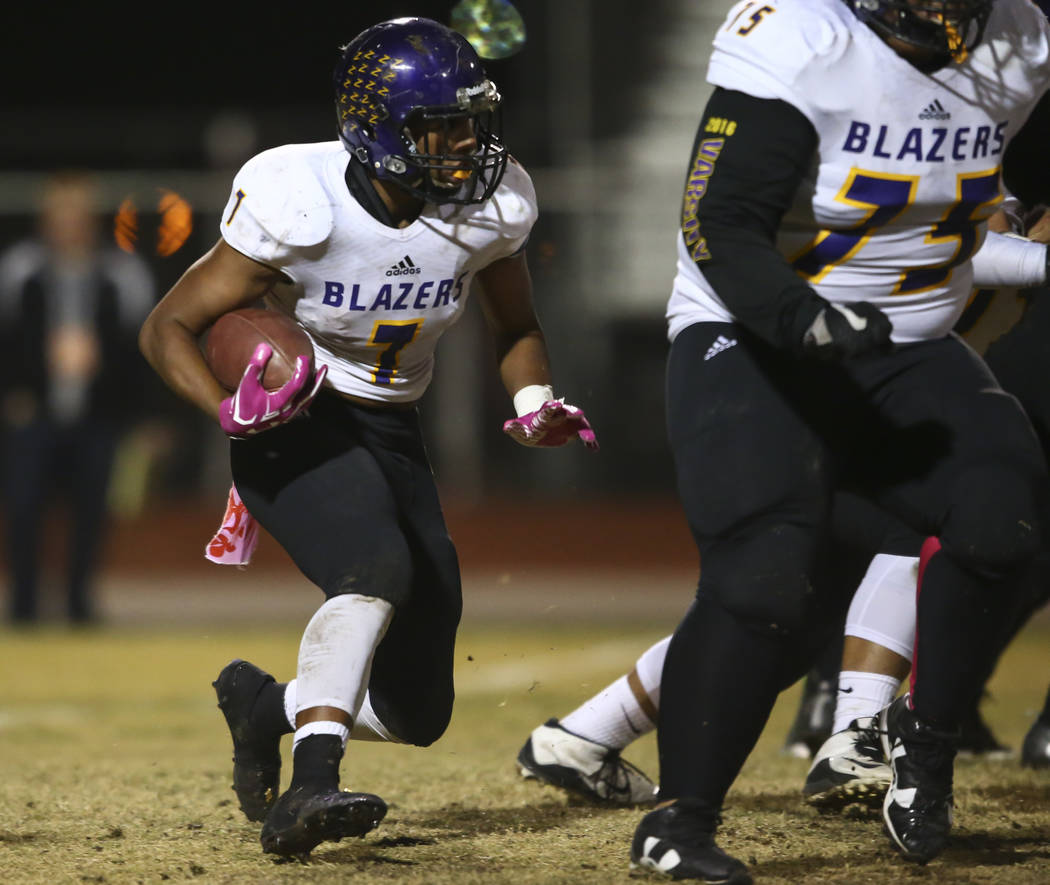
<box><xmin>334</xmin><ymin>17</ymin><xmax>508</xmax><ymax>204</ymax></box>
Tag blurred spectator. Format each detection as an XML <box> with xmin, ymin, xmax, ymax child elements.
<box><xmin>0</xmin><ymin>171</ymin><xmax>158</xmax><ymax>624</ymax></box>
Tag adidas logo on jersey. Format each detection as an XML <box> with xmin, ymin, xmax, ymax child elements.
<box><xmin>703</xmin><ymin>335</ymin><xmax>737</xmax><ymax>361</ymax></box>
<box><xmin>918</xmin><ymin>99</ymin><xmax>950</xmax><ymax>121</ymax></box>
<box><xmin>386</xmin><ymin>255</ymin><xmax>421</xmax><ymax>276</ymax></box>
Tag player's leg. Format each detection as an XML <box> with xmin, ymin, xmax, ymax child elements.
<box><xmin>256</xmin><ymin>415</ymin><xmax>464</xmax><ymax>754</ymax></box>
<box><xmin>225</xmin><ymin>396</ymin><xmax>426</xmax><ymax>856</ymax></box>
<box><xmin>515</xmin><ymin>493</ymin><xmax>870</xmax><ymax>806</ymax></box>
<box><xmin>952</xmin><ymin>555</ymin><xmax>1050</xmax><ymax>758</ymax></box>
<box><xmin>351</xmin><ymin>417</ymin><xmax>464</xmax><ymax>749</ymax></box>
<box><xmin>631</xmin><ymin>324</ymin><xmax>843</xmax><ymax>883</ymax></box>
<box><xmin>863</xmin><ymin>336</ymin><xmax>1047</xmax><ymax>862</ymax></box>
<box><xmin>779</xmin><ymin>489</ymin><xmax>899</xmax><ymax>763</ymax></box>
<box><xmin>517</xmin><ymin>636</ymin><xmax>666</xmax><ymax>805</ymax></box>
<box><xmin>805</xmin><ymin>537</ymin><xmax>1047</xmax><ymax>809</ymax></box>
<box><xmin>802</xmin><ymin>552</ymin><xmax>915</xmax><ymax>809</ymax></box>
<box><xmin>962</xmin><ymin>297</ymin><xmax>1050</xmax><ymax>754</ymax></box>
<box><xmin>780</xmin><ymin>635</ymin><xmax>841</xmax><ymax>759</ymax></box>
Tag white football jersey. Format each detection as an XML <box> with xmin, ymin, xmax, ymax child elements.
<box><xmin>219</xmin><ymin>142</ymin><xmax>537</xmax><ymax>402</ymax></box>
<box><xmin>667</xmin><ymin>0</ymin><xmax>1050</xmax><ymax>344</ymax></box>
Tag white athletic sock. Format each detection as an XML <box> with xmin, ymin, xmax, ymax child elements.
<box><xmin>634</xmin><ymin>636</ymin><xmax>670</xmax><ymax>709</ymax></box>
<box><xmin>559</xmin><ymin>637</ymin><xmax>668</xmax><ymax>749</ymax></box>
<box><xmin>560</xmin><ymin>676</ymin><xmax>646</xmax><ymax>749</ymax></box>
<box><xmin>293</xmin><ymin>720</ymin><xmax>350</xmax><ymax>747</ymax></box>
<box><xmin>833</xmin><ymin>670</ymin><xmax>901</xmax><ymax>734</ymax></box>
<box><xmin>292</xmin><ymin>594</ymin><xmax>394</xmax><ymax>751</ymax></box>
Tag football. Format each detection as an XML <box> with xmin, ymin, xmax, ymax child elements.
<box><xmin>205</xmin><ymin>307</ymin><xmax>314</xmax><ymax>391</ymax></box>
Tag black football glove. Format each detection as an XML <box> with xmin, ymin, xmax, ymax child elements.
<box><xmin>795</xmin><ymin>299</ymin><xmax>893</xmax><ymax>361</ymax></box>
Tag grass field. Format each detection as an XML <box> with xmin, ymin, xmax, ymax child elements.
<box><xmin>0</xmin><ymin>604</ymin><xmax>1048</xmax><ymax>884</ymax></box>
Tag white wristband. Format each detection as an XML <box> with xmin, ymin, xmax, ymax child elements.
<box><xmin>513</xmin><ymin>384</ymin><xmax>554</xmax><ymax>417</ymax></box>
<box><xmin>971</xmin><ymin>230</ymin><xmax>1048</xmax><ymax>288</ymax></box>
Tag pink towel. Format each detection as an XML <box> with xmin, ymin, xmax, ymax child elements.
<box><xmin>205</xmin><ymin>484</ymin><xmax>259</xmax><ymax>566</ymax></box>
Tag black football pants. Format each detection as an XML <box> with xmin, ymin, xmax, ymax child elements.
<box><xmin>658</xmin><ymin>322</ymin><xmax>1047</xmax><ymax>807</ymax></box>
<box><xmin>230</xmin><ymin>391</ymin><xmax>462</xmax><ymax>747</ymax></box>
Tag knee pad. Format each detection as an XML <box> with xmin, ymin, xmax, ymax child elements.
<box><xmin>700</xmin><ymin>522</ymin><xmax>819</xmax><ymax>635</ymax></box>
<box><xmin>941</xmin><ymin>464</ymin><xmax>1042</xmax><ymax>578</ymax></box>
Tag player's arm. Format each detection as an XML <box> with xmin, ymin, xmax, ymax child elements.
<box><xmin>138</xmin><ymin>237</ymin><xmax>285</xmax><ymax>419</ymax></box>
<box><xmin>475</xmin><ymin>252</ymin><xmax>597</xmax><ymax>450</ymax></box>
<box><xmin>971</xmin><ymin>229</ymin><xmax>1048</xmax><ymax>288</ymax></box>
<box><xmin>688</xmin><ymin>87</ymin><xmax>890</xmax><ymax>358</ymax></box>
<box><xmin>474</xmin><ymin>251</ymin><xmax>551</xmax><ymax>397</ymax></box>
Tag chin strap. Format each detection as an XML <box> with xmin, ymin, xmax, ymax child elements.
<box><xmin>344</xmin><ymin>155</ymin><xmax>398</xmax><ymax>227</ymax></box>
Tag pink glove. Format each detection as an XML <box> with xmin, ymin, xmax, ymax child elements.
<box><xmin>218</xmin><ymin>342</ymin><xmax>327</xmax><ymax>438</ymax></box>
<box><xmin>503</xmin><ymin>400</ymin><xmax>599</xmax><ymax>451</ymax></box>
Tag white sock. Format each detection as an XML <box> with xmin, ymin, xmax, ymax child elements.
<box><xmin>293</xmin><ymin>720</ymin><xmax>350</xmax><ymax>747</ymax></box>
<box><xmin>292</xmin><ymin>594</ymin><xmax>394</xmax><ymax>751</ymax></box>
<box><xmin>559</xmin><ymin>636</ymin><xmax>668</xmax><ymax>749</ymax></box>
<box><xmin>833</xmin><ymin>670</ymin><xmax>901</xmax><ymax>734</ymax></box>
<box><xmin>634</xmin><ymin>636</ymin><xmax>670</xmax><ymax>709</ymax></box>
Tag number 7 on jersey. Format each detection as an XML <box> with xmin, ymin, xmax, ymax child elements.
<box><xmin>367</xmin><ymin>319</ymin><xmax>423</xmax><ymax>385</ymax></box>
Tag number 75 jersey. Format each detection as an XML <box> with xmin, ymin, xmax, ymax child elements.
<box><xmin>670</xmin><ymin>0</ymin><xmax>1050</xmax><ymax>344</ymax></box>
<box><xmin>219</xmin><ymin>141</ymin><xmax>537</xmax><ymax>403</ymax></box>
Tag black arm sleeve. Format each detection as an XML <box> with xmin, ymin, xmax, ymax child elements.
<box><xmin>1003</xmin><ymin>88</ymin><xmax>1050</xmax><ymax>207</ymax></box>
<box><xmin>684</xmin><ymin>87</ymin><xmax>825</xmax><ymax>349</ymax></box>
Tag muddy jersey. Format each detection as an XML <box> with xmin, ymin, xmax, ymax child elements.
<box><xmin>219</xmin><ymin>141</ymin><xmax>536</xmax><ymax>403</ymax></box>
<box><xmin>667</xmin><ymin>0</ymin><xmax>1050</xmax><ymax>344</ymax></box>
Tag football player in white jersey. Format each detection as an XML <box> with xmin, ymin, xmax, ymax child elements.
<box><xmin>621</xmin><ymin>0</ymin><xmax>1050</xmax><ymax>880</ymax></box>
<box><xmin>138</xmin><ymin>17</ymin><xmax>596</xmax><ymax>860</ymax></box>
<box><xmin>515</xmin><ymin>203</ymin><xmax>1050</xmax><ymax>811</ymax></box>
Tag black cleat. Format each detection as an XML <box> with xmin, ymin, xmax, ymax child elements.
<box><xmin>803</xmin><ymin>716</ymin><xmax>891</xmax><ymax>811</ymax></box>
<box><xmin>880</xmin><ymin>694</ymin><xmax>958</xmax><ymax>864</ymax></box>
<box><xmin>260</xmin><ymin>786</ymin><xmax>386</xmax><ymax>859</ymax></box>
<box><xmin>213</xmin><ymin>659</ymin><xmax>283</xmax><ymax>822</ymax></box>
<box><xmin>518</xmin><ymin>719</ymin><xmax>657</xmax><ymax>805</ymax></box>
<box><xmin>1021</xmin><ymin>717</ymin><xmax>1050</xmax><ymax>769</ymax></box>
<box><xmin>629</xmin><ymin>800</ymin><xmax>752</xmax><ymax>883</ymax></box>
<box><xmin>781</xmin><ymin>669</ymin><xmax>836</xmax><ymax>759</ymax></box>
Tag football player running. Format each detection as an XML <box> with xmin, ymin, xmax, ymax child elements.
<box><xmin>139</xmin><ymin>17</ymin><xmax>596</xmax><ymax>861</ymax></box>
<box><xmin>615</xmin><ymin>0</ymin><xmax>1050</xmax><ymax>881</ymax></box>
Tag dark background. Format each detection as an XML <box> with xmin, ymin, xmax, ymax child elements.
<box><xmin>0</xmin><ymin>1</ymin><xmax>686</xmax><ymax>506</ymax></box>
<box><xmin>1</xmin><ymin>2</ymin><xmax>675</xmax><ymax>170</ymax></box>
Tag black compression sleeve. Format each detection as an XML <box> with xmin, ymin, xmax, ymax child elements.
<box><xmin>683</xmin><ymin>87</ymin><xmax>824</xmax><ymax>349</ymax></box>
<box><xmin>1003</xmin><ymin>88</ymin><xmax>1050</xmax><ymax>207</ymax></box>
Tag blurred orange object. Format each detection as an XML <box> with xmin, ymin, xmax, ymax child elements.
<box><xmin>114</xmin><ymin>187</ymin><xmax>193</xmax><ymax>257</ymax></box>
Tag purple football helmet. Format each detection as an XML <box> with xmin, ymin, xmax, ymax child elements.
<box><xmin>846</xmin><ymin>0</ymin><xmax>994</xmax><ymax>65</ymax></box>
<box><xmin>334</xmin><ymin>17</ymin><xmax>508</xmax><ymax>205</ymax></box>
